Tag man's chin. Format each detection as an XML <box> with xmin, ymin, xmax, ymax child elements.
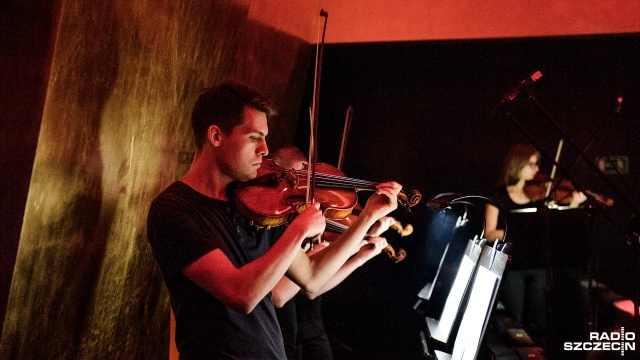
<box><xmin>239</xmin><ymin>171</ymin><xmax>258</xmax><ymax>183</ymax></box>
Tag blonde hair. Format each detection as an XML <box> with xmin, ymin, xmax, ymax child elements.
<box><xmin>500</xmin><ymin>143</ymin><xmax>540</xmax><ymax>186</ymax></box>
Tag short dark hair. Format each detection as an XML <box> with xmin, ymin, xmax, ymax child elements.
<box><xmin>191</xmin><ymin>81</ymin><xmax>277</xmax><ymax>149</ymax></box>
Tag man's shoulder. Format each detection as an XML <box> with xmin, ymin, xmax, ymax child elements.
<box><xmin>149</xmin><ymin>182</ymin><xmax>232</xmax><ymax>230</ymax></box>
<box><xmin>154</xmin><ymin>181</ymin><xmax>189</xmax><ymax>200</ymax></box>
<box><xmin>152</xmin><ymin>181</ymin><xmax>225</xmax><ymax>208</ymax></box>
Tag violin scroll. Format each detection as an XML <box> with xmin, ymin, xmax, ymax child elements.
<box><xmin>324</xmin><ymin>217</ymin><xmax>411</xmax><ymax>263</ymax></box>
<box><xmin>398</xmin><ymin>189</ymin><xmax>422</xmax><ymax>210</ymax></box>
<box><xmin>389</xmin><ymin>220</ymin><xmax>413</xmax><ymax>237</ymax></box>
<box><xmin>383</xmin><ymin>245</ymin><xmax>406</xmax><ymax>263</ymax></box>
<box><xmin>374</xmin><ymin>217</ymin><xmax>411</xmax><ymax>262</ymax></box>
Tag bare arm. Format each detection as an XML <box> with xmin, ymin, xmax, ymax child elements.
<box><xmin>285</xmin><ymin>182</ymin><xmax>401</xmax><ymax>294</ymax></box>
<box><xmin>484</xmin><ymin>203</ymin><xmax>504</xmax><ymax>243</ymax></box>
<box><xmin>305</xmin><ymin>237</ymin><xmax>388</xmax><ymax>298</ymax></box>
<box><xmin>271</xmin><ymin>241</ymin><xmax>331</xmax><ymax>307</ymax></box>
<box><xmin>302</xmin><ymin>217</ymin><xmax>396</xmax><ymax>299</ymax></box>
<box><xmin>272</xmin><ymin>237</ymin><xmax>389</xmax><ymax>306</ymax></box>
<box><xmin>183</xmin><ymin>203</ymin><xmax>325</xmax><ymax>314</ymax></box>
<box><xmin>272</xmin><ymin>216</ymin><xmax>397</xmax><ymax>307</ymax></box>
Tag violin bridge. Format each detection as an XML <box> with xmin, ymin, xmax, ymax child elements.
<box><xmin>284</xmin><ymin>170</ymin><xmax>299</xmax><ymax>188</ymax></box>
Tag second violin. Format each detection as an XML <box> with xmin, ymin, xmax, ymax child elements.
<box><xmin>524</xmin><ymin>173</ymin><xmax>614</xmax><ymax>208</ymax></box>
<box><xmin>324</xmin><ymin>215</ymin><xmax>413</xmax><ymax>262</ymax></box>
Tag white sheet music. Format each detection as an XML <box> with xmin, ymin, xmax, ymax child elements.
<box><xmin>450</xmin><ymin>266</ymin><xmax>498</xmax><ymax>360</ymax></box>
<box><xmin>428</xmin><ymin>255</ymin><xmax>475</xmax><ymax>343</ymax></box>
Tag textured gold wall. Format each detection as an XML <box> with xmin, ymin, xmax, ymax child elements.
<box><xmin>0</xmin><ymin>0</ymin><xmax>311</xmax><ymax>358</ymax></box>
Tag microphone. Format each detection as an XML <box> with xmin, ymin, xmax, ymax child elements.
<box><xmin>500</xmin><ymin>71</ymin><xmax>543</xmax><ymax>103</ymax></box>
<box><xmin>615</xmin><ymin>95</ymin><xmax>623</xmax><ymax>115</ymax></box>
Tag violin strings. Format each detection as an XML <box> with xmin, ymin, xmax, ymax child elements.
<box><xmin>324</xmin><ymin>219</ymin><xmax>371</xmax><ymax>240</ymax></box>
<box><xmin>325</xmin><ymin>220</ymin><xmax>348</xmax><ymax>233</ymax></box>
<box><xmin>294</xmin><ymin>170</ymin><xmax>378</xmax><ymax>189</ymax></box>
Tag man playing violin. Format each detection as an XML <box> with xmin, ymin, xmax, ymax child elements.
<box><xmin>146</xmin><ymin>81</ymin><xmax>402</xmax><ymax>359</ymax></box>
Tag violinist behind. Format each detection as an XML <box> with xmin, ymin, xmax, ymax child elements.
<box><xmin>146</xmin><ymin>81</ymin><xmax>402</xmax><ymax>360</ymax></box>
<box><xmin>271</xmin><ymin>145</ymin><xmax>396</xmax><ymax>360</ymax></box>
<box><xmin>484</xmin><ymin>143</ymin><xmax>587</xmax><ymax>347</ymax></box>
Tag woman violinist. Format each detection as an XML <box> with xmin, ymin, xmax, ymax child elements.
<box><xmin>484</xmin><ymin>143</ymin><xmax>587</xmax><ymax>346</ymax></box>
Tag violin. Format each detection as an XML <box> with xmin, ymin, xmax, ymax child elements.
<box><xmin>230</xmin><ymin>156</ymin><xmax>422</xmax><ymax>228</ymax></box>
<box><xmin>332</xmin><ymin>219</ymin><xmax>411</xmax><ymax>262</ymax></box>
<box><xmin>323</xmin><ymin>214</ymin><xmax>413</xmax><ymax>262</ymax></box>
<box><xmin>524</xmin><ymin>173</ymin><xmax>613</xmax><ymax>207</ymax></box>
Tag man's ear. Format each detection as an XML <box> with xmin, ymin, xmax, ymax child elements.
<box><xmin>207</xmin><ymin>125</ymin><xmax>223</xmax><ymax>147</ymax></box>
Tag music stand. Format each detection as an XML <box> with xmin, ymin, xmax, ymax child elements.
<box><xmin>419</xmin><ymin>241</ymin><xmax>510</xmax><ymax>360</ymax></box>
<box><xmin>414</xmin><ymin>198</ymin><xmax>487</xmax><ymax>319</ymax></box>
<box><xmin>444</xmin><ymin>243</ymin><xmax>510</xmax><ymax>359</ymax></box>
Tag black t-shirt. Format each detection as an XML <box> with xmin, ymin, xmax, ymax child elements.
<box><xmin>489</xmin><ymin>186</ymin><xmax>546</xmax><ymax>270</ymax></box>
<box><xmin>275</xmin><ymin>300</ymin><xmax>298</xmax><ymax>360</ymax></box>
<box><xmin>147</xmin><ymin>181</ymin><xmax>287</xmax><ymax>359</ymax></box>
<box><xmin>294</xmin><ymin>295</ymin><xmax>326</xmax><ymax>340</ymax></box>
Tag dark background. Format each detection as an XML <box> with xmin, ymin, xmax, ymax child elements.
<box><xmin>294</xmin><ymin>33</ymin><xmax>640</xmax><ymax>359</ymax></box>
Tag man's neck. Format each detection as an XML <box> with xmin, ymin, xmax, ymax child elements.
<box><xmin>181</xmin><ymin>155</ymin><xmax>231</xmax><ymax>201</ymax></box>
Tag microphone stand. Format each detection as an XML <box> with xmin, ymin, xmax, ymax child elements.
<box><xmin>523</xmin><ymin>89</ymin><xmax>640</xmax><ymax>222</ymax></box>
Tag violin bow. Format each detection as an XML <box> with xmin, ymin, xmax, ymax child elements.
<box><xmin>306</xmin><ymin>9</ymin><xmax>328</xmax><ymax>205</ymax></box>
<box><xmin>545</xmin><ymin>138</ymin><xmax>564</xmax><ymax>202</ymax></box>
<box><xmin>337</xmin><ymin>105</ymin><xmax>354</xmax><ymax>172</ymax></box>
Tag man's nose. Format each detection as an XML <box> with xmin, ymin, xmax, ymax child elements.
<box><xmin>258</xmin><ymin>140</ymin><xmax>268</xmax><ymax>156</ymax></box>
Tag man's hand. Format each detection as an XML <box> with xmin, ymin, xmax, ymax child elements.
<box><xmin>290</xmin><ymin>202</ymin><xmax>326</xmax><ymax>240</ymax></box>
